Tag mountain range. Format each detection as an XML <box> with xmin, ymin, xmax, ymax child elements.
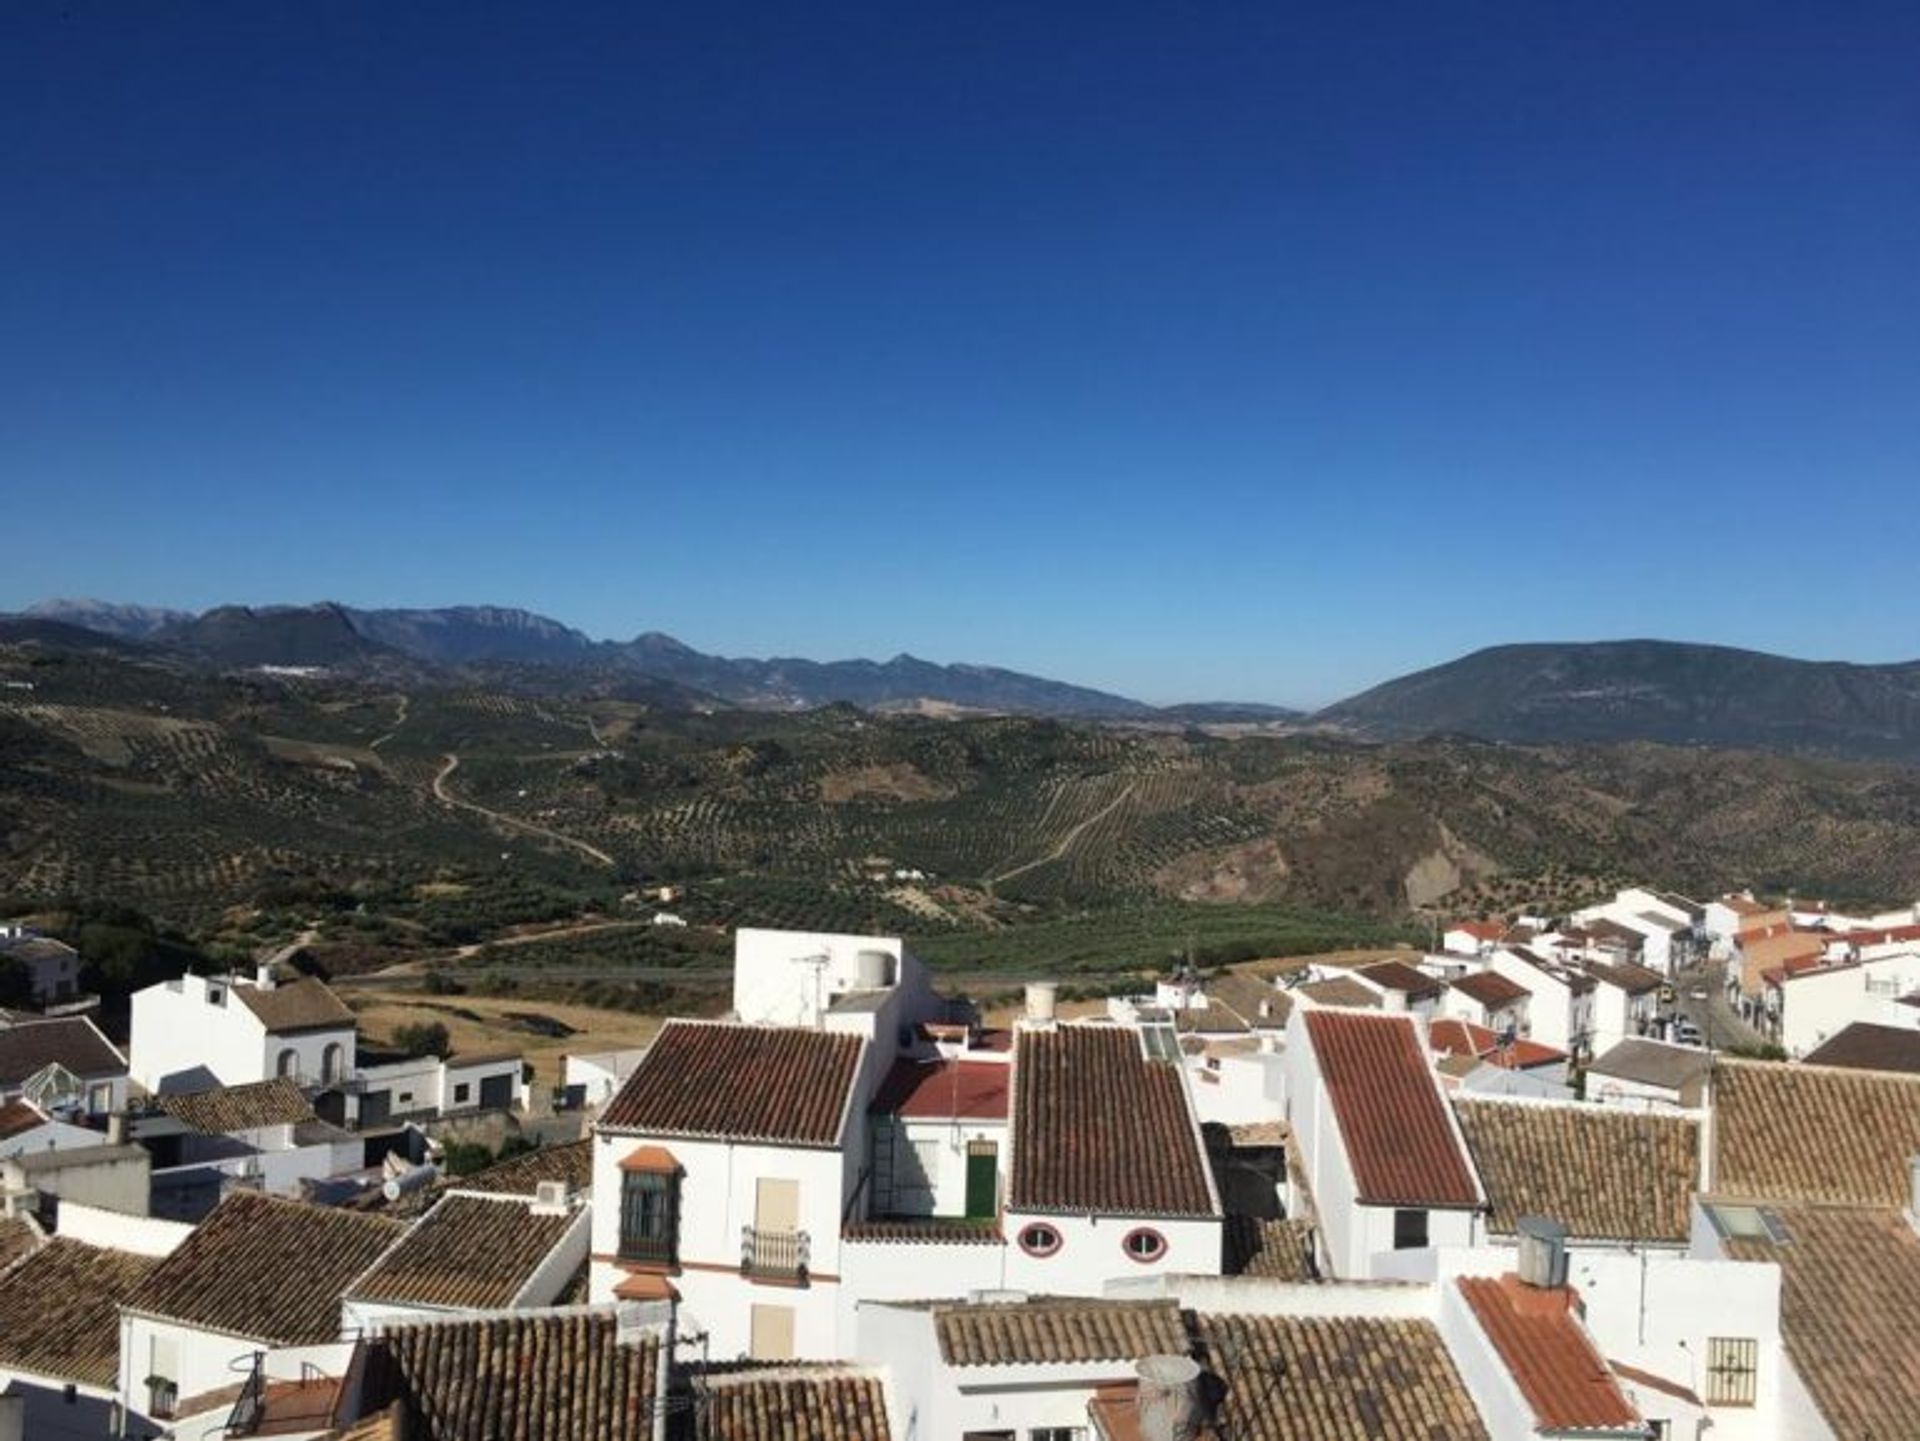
<box><xmin>15</xmin><ymin>600</ymin><xmax>1920</xmax><ymax>764</ymax></box>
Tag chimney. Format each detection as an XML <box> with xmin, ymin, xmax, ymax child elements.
<box><xmin>1516</xmin><ymin>1215</ymin><xmax>1571</xmax><ymax>1289</ymax></box>
<box><xmin>1024</xmin><ymin>982</ymin><xmax>1058</xmax><ymax>1026</ymax></box>
<box><xmin>1134</xmin><ymin>1355</ymin><xmax>1203</xmax><ymax>1441</ymax></box>
<box><xmin>106</xmin><ymin>1112</ymin><xmax>126</xmax><ymax>1147</ymax></box>
<box><xmin>254</xmin><ymin>964</ymin><xmax>277</xmax><ymax>991</ymax></box>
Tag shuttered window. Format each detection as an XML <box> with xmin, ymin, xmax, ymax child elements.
<box><xmin>619</xmin><ymin>1168</ymin><xmax>679</xmax><ymax>1264</ymax></box>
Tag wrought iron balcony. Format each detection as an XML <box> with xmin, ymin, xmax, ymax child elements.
<box><xmin>740</xmin><ymin>1225</ymin><xmax>809</xmax><ymax>1283</ymax></box>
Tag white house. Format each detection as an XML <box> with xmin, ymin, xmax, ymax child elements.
<box><xmin>1584</xmin><ymin>1038</ymin><xmax>1711</xmax><ymax>1110</ymax></box>
<box><xmin>129</xmin><ymin>969</ymin><xmax>356</xmax><ymax>1095</ymax></box>
<box><xmin>1488</xmin><ymin>947</ymin><xmax>1597</xmax><ymax>1059</ymax></box>
<box><xmin>115</xmin><ymin>1189</ymin><xmax>405</xmax><ymax>1428</ymax></box>
<box><xmin>0</xmin><ymin>1016</ymin><xmax>128</xmax><ymax>1118</ymax></box>
<box><xmin>1583</xmin><ymin>958</ymin><xmax>1663</xmax><ymax>1055</ymax></box>
<box><xmin>135</xmin><ymin>1078</ymin><xmax>363</xmax><ymax>1220</ymax></box>
<box><xmin>1442</xmin><ymin>969</ymin><xmax>1533</xmax><ymax>1036</ymax></box>
<box><xmin>0</xmin><ymin>1098</ymin><xmax>102</xmax><ymax>1160</ymax></box>
<box><xmin>563</xmin><ymin>1047</ymin><xmax>648</xmax><ymax>1110</ymax></box>
<box><xmin>1444</xmin><ymin>920</ymin><xmax>1509</xmax><ymax>957</ymax></box>
<box><xmin>1767</xmin><ymin>947</ymin><xmax>1920</xmax><ymax>1057</ymax></box>
<box><xmin>339</xmin><ymin>1189</ymin><xmax>591</xmax><ymax>1334</ymax></box>
<box><xmin>0</xmin><ymin>1235</ymin><xmax>165</xmax><ymax>1441</ymax></box>
<box><xmin>1284</xmin><ymin>1007</ymin><xmax>1485</xmax><ymax>1278</ymax></box>
<box><xmin>0</xmin><ymin>927</ymin><xmax>85</xmax><ymax>1007</ymax></box>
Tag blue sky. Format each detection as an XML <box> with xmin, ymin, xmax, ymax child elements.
<box><xmin>3</xmin><ymin>2</ymin><xmax>1916</xmax><ymax>706</ymax></box>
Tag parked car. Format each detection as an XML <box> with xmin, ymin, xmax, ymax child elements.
<box><xmin>1673</xmin><ymin>1018</ymin><xmax>1703</xmax><ymax>1046</ymax></box>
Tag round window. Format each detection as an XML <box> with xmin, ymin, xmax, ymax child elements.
<box><xmin>1017</xmin><ymin>1222</ymin><xmax>1062</xmax><ymax>1258</ymax></box>
<box><xmin>1122</xmin><ymin>1228</ymin><xmax>1167</xmax><ymax>1263</ymax></box>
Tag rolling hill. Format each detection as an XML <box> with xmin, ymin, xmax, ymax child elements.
<box><xmin>1316</xmin><ymin>640</ymin><xmax>1920</xmax><ymax>761</ymax></box>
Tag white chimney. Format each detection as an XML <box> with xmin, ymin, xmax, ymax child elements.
<box><xmin>1024</xmin><ymin>982</ymin><xmax>1058</xmax><ymax>1025</ymax></box>
<box><xmin>254</xmin><ymin>964</ymin><xmax>277</xmax><ymax>991</ymax></box>
<box><xmin>1135</xmin><ymin>1355</ymin><xmax>1203</xmax><ymax>1441</ymax></box>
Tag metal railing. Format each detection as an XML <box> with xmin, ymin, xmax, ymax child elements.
<box><xmin>226</xmin><ymin>1352</ymin><xmax>266</xmax><ymax>1435</ymax></box>
<box><xmin>740</xmin><ymin>1225</ymin><xmax>809</xmax><ymax>1282</ymax></box>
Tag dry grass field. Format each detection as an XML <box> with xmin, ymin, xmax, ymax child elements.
<box><xmin>341</xmin><ymin>987</ymin><xmax>664</xmax><ymax>1090</ymax></box>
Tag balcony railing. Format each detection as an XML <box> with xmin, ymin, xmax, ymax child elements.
<box><xmin>740</xmin><ymin>1225</ymin><xmax>809</xmax><ymax>1283</ymax></box>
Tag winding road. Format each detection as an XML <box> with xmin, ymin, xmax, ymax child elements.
<box><xmin>432</xmin><ymin>753</ymin><xmax>617</xmax><ymax>868</ymax></box>
<box><xmin>986</xmin><ymin>780</ymin><xmax>1137</xmax><ymax>891</ymax></box>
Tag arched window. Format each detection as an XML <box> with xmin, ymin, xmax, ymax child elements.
<box><xmin>321</xmin><ymin>1042</ymin><xmax>345</xmax><ymax>1084</ymax></box>
<box><xmin>1121</xmin><ymin>1228</ymin><xmax>1167</xmax><ymax>1264</ymax></box>
<box><xmin>276</xmin><ymin>1048</ymin><xmax>298</xmax><ymax>1080</ymax></box>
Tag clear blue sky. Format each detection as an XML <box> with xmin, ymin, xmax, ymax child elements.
<box><xmin>4</xmin><ymin>3</ymin><xmax>1916</xmax><ymax>706</ymax></box>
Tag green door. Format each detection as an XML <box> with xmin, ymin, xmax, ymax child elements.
<box><xmin>965</xmin><ymin>1141</ymin><xmax>998</xmax><ymax>1219</ymax></box>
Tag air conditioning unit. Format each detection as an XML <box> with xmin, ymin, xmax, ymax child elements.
<box><xmin>532</xmin><ymin>1179</ymin><xmax>571</xmax><ymax>1215</ymax></box>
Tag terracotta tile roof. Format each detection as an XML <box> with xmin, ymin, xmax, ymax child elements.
<box><xmin>1499</xmin><ymin>946</ymin><xmax>1597</xmax><ymax>994</ymax></box>
<box><xmin>1452</xmin><ymin>1098</ymin><xmax>1700</xmax><ymax>1243</ymax></box>
<box><xmin>392</xmin><ymin>1138</ymin><xmax>595</xmax><ymax>1217</ymax></box>
<box><xmin>1458</xmin><ymin>1275</ymin><xmax>1639</xmax><ymax>1432</ymax></box>
<box><xmin>1449</xmin><ymin>971</ymin><xmax>1530</xmax><ymax>1008</ymax></box>
<box><xmin>347</xmin><ymin>1194</ymin><xmax>582</xmax><ymax>1311</ymax></box>
<box><xmin>1191</xmin><ymin>1311</ymin><xmax>1490</xmax><ymax>1440</ymax></box>
<box><xmin>935</xmin><ymin>1297</ymin><xmax>1187</xmax><ymax>1366</ymax></box>
<box><xmin>0</xmin><ymin>1016</ymin><xmax>125</xmax><ymax>1085</ymax></box>
<box><xmin>599</xmin><ymin>1021</ymin><xmax>863</xmax><ymax>1146</ymax></box>
<box><xmin>0</xmin><ymin>1237</ymin><xmax>160</xmax><ymax>1387</ymax></box>
<box><xmin>1358</xmin><ymin>960</ymin><xmax>1445</xmax><ymax>998</ymax></box>
<box><xmin>127</xmin><ymin>1190</ymin><xmax>405</xmax><ymax>1344</ymax></box>
<box><xmin>698</xmin><ymin>1368</ymin><xmax>891</xmax><ymax>1440</ymax></box>
<box><xmin>1294</xmin><ymin>975</ymin><xmax>1382</xmax><ymax>1009</ymax></box>
<box><xmin>1720</xmin><ymin>1204</ymin><xmax>1920</xmax><ymax>1441</ymax></box>
<box><xmin>358</xmin><ymin>1310</ymin><xmax>661</xmax><ymax>1441</ymax></box>
<box><xmin>1223</xmin><ymin>1216</ymin><xmax>1317</xmax><ymax>1280</ymax></box>
<box><xmin>1173</xmin><ymin>1004</ymin><xmax>1250</xmax><ymax>1034</ymax></box>
<box><xmin>1302</xmin><ymin>1011</ymin><xmax>1480</xmax><ymax>1207</ymax></box>
<box><xmin>843</xmin><ymin>1217</ymin><xmax>1002</xmax><ymax>1244</ymax></box>
<box><xmin>1009</xmin><ymin>1025</ymin><xmax>1215</xmax><ymax>1217</ymax></box>
<box><xmin>158</xmin><ymin>1076</ymin><xmax>318</xmax><ymax>1133</ymax></box>
<box><xmin>869</xmin><ymin>1058</ymin><xmax>1010</xmax><ymax>1120</ymax></box>
<box><xmin>231</xmin><ymin>975</ymin><xmax>356</xmax><ymax>1034</ymax></box>
<box><xmin>1711</xmin><ymin>1058</ymin><xmax>1920</xmax><ymax>1206</ymax></box>
<box><xmin>1583</xmin><ymin>958</ymin><xmax>1663</xmax><ymax>994</ymax></box>
<box><xmin>1203</xmin><ymin>971</ymin><xmax>1293</xmax><ymax>1028</ymax></box>
<box><xmin>1586</xmin><ymin>1038</ymin><xmax>1710</xmax><ymax>1094</ymax></box>
<box><xmin>176</xmin><ymin>1376</ymin><xmax>343</xmax><ymax>1432</ymax></box>
<box><xmin>0</xmin><ymin>1215</ymin><xmax>41</xmax><ymax>1269</ymax></box>
<box><xmin>1802</xmin><ymin>1021</ymin><xmax>1920</xmax><ymax>1075</ymax></box>
<box><xmin>1427</xmin><ymin>1019</ymin><xmax>1566</xmax><ymax>1072</ymax></box>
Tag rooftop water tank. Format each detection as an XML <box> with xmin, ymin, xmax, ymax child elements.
<box><xmin>855</xmin><ymin>948</ymin><xmax>895</xmax><ymax>990</ymax></box>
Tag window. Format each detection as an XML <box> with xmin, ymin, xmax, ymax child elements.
<box><xmin>1121</xmin><ymin>1228</ymin><xmax>1167</xmax><ymax>1264</ymax></box>
<box><xmin>321</xmin><ymin>1042</ymin><xmax>345</xmax><ymax>1084</ymax></box>
<box><xmin>453</xmin><ymin>1082</ymin><xmax>471</xmax><ymax>1104</ymax></box>
<box><xmin>1017</xmin><ymin>1222</ymin><xmax>1062</xmax><ymax>1257</ymax></box>
<box><xmin>206</xmin><ymin>986</ymin><xmax>224</xmax><ymax>1006</ymax></box>
<box><xmin>87</xmin><ymin>1083</ymin><xmax>112</xmax><ymax>1114</ymax></box>
<box><xmin>620</xmin><ymin>1167</ymin><xmax>680</xmax><ymax>1264</ymax></box>
<box><xmin>1031</xmin><ymin>1430</ymin><xmax>1087</xmax><ymax>1441</ymax></box>
<box><xmin>1705</xmin><ymin>1337</ymin><xmax>1757</xmax><ymax>1407</ymax></box>
<box><xmin>1393</xmin><ymin>1209</ymin><xmax>1429</xmax><ymax>1250</ymax></box>
<box><xmin>276</xmin><ymin>1048</ymin><xmax>299</xmax><ymax>1079</ymax></box>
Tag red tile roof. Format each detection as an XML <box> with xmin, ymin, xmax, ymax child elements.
<box><xmin>1358</xmin><ymin>960</ymin><xmax>1444</xmax><ymax>998</ymax></box>
<box><xmin>0</xmin><ymin>1099</ymin><xmax>48</xmax><ymax>1141</ymax></box>
<box><xmin>1303</xmin><ymin>1011</ymin><xmax>1480</xmax><ymax>1207</ymax></box>
<box><xmin>869</xmin><ymin>1058</ymin><xmax>1010</xmax><ymax>1120</ymax></box>
<box><xmin>1010</xmin><ymin>1025</ymin><xmax>1215</xmax><ymax>1217</ymax></box>
<box><xmin>1449</xmin><ymin>971</ymin><xmax>1530</xmax><ymax>1009</ymax></box>
<box><xmin>1459</xmin><ymin>1275</ymin><xmax>1639</xmax><ymax>1432</ymax></box>
<box><xmin>599</xmin><ymin>1021</ymin><xmax>863</xmax><ymax>1147</ymax></box>
<box><xmin>1428</xmin><ymin>1020</ymin><xmax>1566</xmax><ymax>1072</ymax></box>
